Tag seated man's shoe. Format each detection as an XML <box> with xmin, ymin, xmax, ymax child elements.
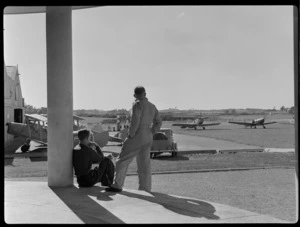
<box><xmin>105</xmin><ymin>187</ymin><xmax>123</xmax><ymax>192</ymax></box>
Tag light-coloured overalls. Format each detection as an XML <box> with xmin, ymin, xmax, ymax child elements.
<box><xmin>111</xmin><ymin>97</ymin><xmax>162</xmax><ymax>191</ymax></box>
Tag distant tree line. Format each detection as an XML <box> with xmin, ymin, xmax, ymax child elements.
<box><xmin>159</xmin><ymin>106</ymin><xmax>295</xmax><ymax>121</ymax></box>
<box><xmin>24</xmin><ymin>104</ymin><xmax>295</xmax><ymax>119</ymax></box>
<box><xmin>24</xmin><ymin>104</ymin><xmax>47</xmax><ymax>115</ymax></box>
<box><xmin>288</xmin><ymin>106</ymin><xmax>295</xmax><ymax>114</ymax></box>
<box><xmin>24</xmin><ymin>104</ymin><xmax>130</xmax><ymax>118</ymax></box>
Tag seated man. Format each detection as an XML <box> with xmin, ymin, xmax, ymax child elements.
<box><xmin>73</xmin><ymin>129</ymin><xmax>114</xmax><ymax>187</ymax></box>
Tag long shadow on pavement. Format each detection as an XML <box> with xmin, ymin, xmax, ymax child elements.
<box><xmin>51</xmin><ymin>185</ymin><xmax>220</xmax><ymax>222</ymax></box>
<box><xmin>51</xmin><ymin>185</ymin><xmax>124</xmax><ymax>224</ymax></box>
<box><xmin>106</xmin><ymin>190</ymin><xmax>220</xmax><ymax>220</ymax></box>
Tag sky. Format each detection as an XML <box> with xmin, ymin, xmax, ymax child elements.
<box><xmin>4</xmin><ymin>6</ymin><xmax>295</xmax><ymax>111</ymax></box>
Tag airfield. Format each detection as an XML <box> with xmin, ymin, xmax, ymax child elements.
<box><xmin>4</xmin><ymin>114</ymin><xmax>297</xmax><ymax>223</ymax></box>
<box><xmin>103</xmin><ymin>116</ymin><xmax>295</xmax><ymax>154</ymax></box>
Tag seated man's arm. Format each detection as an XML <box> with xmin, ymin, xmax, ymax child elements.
<box><xmin>95</xmin><ymin>144</ymin><xmax>104</xmax><ymax>160</ymax></box>
<box><xmin>89</xmin><ymin>142</ymin><xmax>104</xmax><ymax>162</ymax></box>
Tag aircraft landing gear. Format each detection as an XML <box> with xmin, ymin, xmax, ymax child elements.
<box><xmin>21</xmin><ymin>144</ymin><xmax>30</xmax><ymax>153</ymax></box>
<box><xmin>203</xmin><ymin>127</ymin><xmax>206</xmax><ymax>130</ymax></box>
<box><xmin>263</xmin><ymin>125</ymin><xmax>266</xmax><ymax>129</ymax></box>
<box><xmin>194</xmin><ymin>127</ymin><xmax>197</xmax><ymax>130</ymax></box>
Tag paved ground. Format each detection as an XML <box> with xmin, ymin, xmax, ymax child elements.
<box><xmin>103</xmin><ymin>133</ymin><xmax>294</xmax><ymax>154</ymax></box>
<box><xmin>123</xmin><ymin>168</ymin><xmax>297</xmax><ymax>222</ymax></box>
<box><xmin>173</xmin><ymin>133</ymin><xmax>261</xmax><ymax>150</ymax></box>
<box><xmin>5</xmin><ymin>168</ymin><xmax>297</xmax><ymax>223</ymax></box>
<box><xmin>5</xmin><ymin>179</ymin><xmax>289</xmax><ymax>224</ymax></box>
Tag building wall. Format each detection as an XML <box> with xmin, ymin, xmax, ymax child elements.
<box><xmin>4</xmin><ymin>65</ymin><xmax>25</xmax><ymax>146</ymax></box>
<box><xmin>4</xmin><ymin>106</ymin><xmax>15</xmax><ymax>145</ymax></box>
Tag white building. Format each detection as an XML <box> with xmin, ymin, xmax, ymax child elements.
<box><xmin>4</xmin><ymin>62</ymin><xmax>25</xmax><ymax>146</ymax></box>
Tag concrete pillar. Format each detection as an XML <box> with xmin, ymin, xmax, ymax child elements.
<box><xmin>293</xmin><ymin>6</ymin><xmax>298</xmax><ymax>180</ymax></box>
<box><xmin>46</xmin><ymin>6</ymin><xmax>73</xmax><ymax>187</ymax></box>
<box><xmin>293</xmin><ymin>6</ymin><xmax>299</xmax><ymax>221</ymax></box>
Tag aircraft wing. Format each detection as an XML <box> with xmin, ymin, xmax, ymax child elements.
<box><xmin>263</xmin><ymin>121</ymin><xmax>277</xmax><ymax>125</ymax></box>
<box><xmin>108</xmin><ymin>135</ymin><xmax>124</xmax><ymax>143</ymax></box>
<box><xmin>25</xmin><ymin>114</ymin><xmax>48</xmax><ymax>123</ymax></box>
<box><xmin>201</xmin><ymin>122</ymin><xmax>221</xmax><ymax>127</ymax></box>
<box><xmin>111</xmin><ymin>128</ymin><xmax>128</xmax><ymax>142</ymax></box>
<box><xmin>172</xmin><ymin>123</ymin><xmax>197</xmax><ymax>127</ymax></box>
<box><xmin>73</xmin><ymin>115</ymin><xmax>86</xmax><ymax>121</ymax></box>
<box><xmin>91</xmin><ymin>130</ymin><xmax>110</xmax><ymax>147</ymax></box>
<box><xmin>228</xmin><ymin>121</ymin><xmax>254</xmax><ymax>126</ymax></box>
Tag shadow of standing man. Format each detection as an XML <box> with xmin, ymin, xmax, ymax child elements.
<box><xmin>110</xmin><ymin>190</ymin><xmax>220</xmax><ymax>220</ymax></box>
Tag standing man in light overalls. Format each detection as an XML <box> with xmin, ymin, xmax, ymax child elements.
<box><xmin>106</xmin><ymin>86</ymin><xmax>162</xmax><ymax>192</ymax></box>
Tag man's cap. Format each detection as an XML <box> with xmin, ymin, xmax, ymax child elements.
<box><xmin>134</xmin><ymin>86</ymin><xmax>146</xmax><ymax>95</ymax></box>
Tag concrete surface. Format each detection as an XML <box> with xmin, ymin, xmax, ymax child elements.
<box><xmin>264</xmin><ymin>148</ymin><xmax>295</xmax><ymax>153</ymax></box>
<box><xmin>103</xmin><ymin>133</ymin><xmax>262</xmax><ymax>155</ymax></box>
<box><xmin>5</xmin><ymin>180</ymin><xmax>288</xmax><ymax>224</ymax></box>
<box><xmin>173</xmin><ymin>133</ymin><xmax>262</xmax><ymax>151</ymax></box>
<box><xmin>102</xmin><ymin>134</ymin><xmax>294</xmax><ymax>155</ymax></box>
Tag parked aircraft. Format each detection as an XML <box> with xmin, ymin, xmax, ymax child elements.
<box><xmin>172</xmin><ymin>117</ymin><xmax>221</xmax><ymax>130</ymax></box>
<box><xmin>5</xmin><ymin>114</ymin><xmax>123</xmax><ymax>153</ymax></box>
<box><xmin>228</xmin><ymin>117</ymin><xmax>277</xmax><ymax>129</ymax></box>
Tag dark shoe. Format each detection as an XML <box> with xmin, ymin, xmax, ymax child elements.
<box><xmin>105</xmin><ymin>187</ymin><xmax>123</xmax><ymax>192</ymax></box>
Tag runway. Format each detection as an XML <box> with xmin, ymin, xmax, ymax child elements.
<box><xmin>103</xmin><ymin>133</ymin><xmax>294</xmax><ymax>155</ymax></box>
<box><xmin>11</xmin><ymin>132</ymin><xmax>293</xmax><ymax>157</ymax></box>
<box><xmin>173</xmin><ymin>133</ymin><xmax>261</xmax><ymax>151</ymax></box>
<box><xmin>103</xmin><ymin>133</ymin><xmax>262</xmax><ymax>155</ymax></box>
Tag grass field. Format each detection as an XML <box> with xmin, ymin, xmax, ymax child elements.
<box><xmin>5</xmin><ymin>152</ymin><xmax>295</xmax><ymax>178</ymax></box>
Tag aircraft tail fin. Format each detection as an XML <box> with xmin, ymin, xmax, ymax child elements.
<box><xmin>91</xmin><ymin>123</ymin><xmax>104</xmax><ymax>133</ymax></box>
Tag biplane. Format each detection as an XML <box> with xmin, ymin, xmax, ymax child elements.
<box><xmin>5</xmin><ymin>114</ymin><xmax>124</xmax><ymax>153</ymax></box>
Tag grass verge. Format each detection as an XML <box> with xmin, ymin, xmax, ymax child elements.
<box><xmin>5</xmin><ymin>152</ymin><xmax>296</xmax><ymax>178</ymax></box>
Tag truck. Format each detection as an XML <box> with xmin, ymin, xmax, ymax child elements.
<box><xmin>150</xmin><ymin>128</ymin><xmax>178</xmax><ymax>158</ymax></box>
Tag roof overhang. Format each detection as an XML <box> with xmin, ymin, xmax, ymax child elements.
<box><xmin>4</xmin><ymin>6</ymin><xmax>98</xmax><ymax>15</ymax></box>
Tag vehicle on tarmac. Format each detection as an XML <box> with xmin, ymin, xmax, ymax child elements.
<box><xmin>150</xmin><ymin>128</ymin><xmax>178</xmax><ymax>158</ymax></box>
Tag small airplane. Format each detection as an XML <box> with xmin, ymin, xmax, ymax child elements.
<box><xmin>172</xmin><ymin>117</ymin><xmax>221</xmax><ymax>130</ymax></box>
<box><xmin>228</xmin><ymin>117</ymin><xmax>277</xmax><ymax>129</ymax></box>
<box><xmin>5</xmin><ymin>114</ymin><xmax>124</xmax><ymax>154</ymax></box>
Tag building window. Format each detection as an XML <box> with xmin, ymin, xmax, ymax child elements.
<box><xmin>14</xmin><ymin>109</ymin><xmax>23</xmax><ymax>123</ymax></box>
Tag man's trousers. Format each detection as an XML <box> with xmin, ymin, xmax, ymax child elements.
<box><xmin>77</xmin><ymin>157</ymin><xmax>114</xmax><ymax>187</ymax></box>
<box><xmin>112</xmin><ymin>135</ymin><xmax>152</xmax><ymax>191</ymax></box>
